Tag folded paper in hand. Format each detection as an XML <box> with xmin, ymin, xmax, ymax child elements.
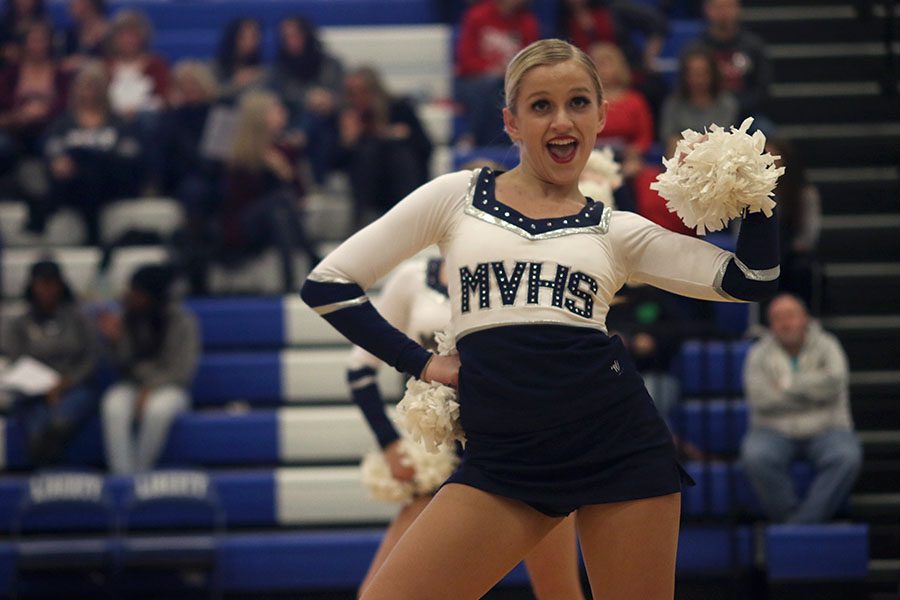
<box><xmin>0</xmin><ymin>357</ymin><xmax>61</xmax><ymax>395</ymax></box>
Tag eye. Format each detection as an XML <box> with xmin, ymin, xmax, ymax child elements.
<box><xmin>570</xmin><ymin>96</ymin><xmax>591</xmax><ymax>109</ymax></box>
<box><xmin>531</xmin><ymin>99</ymin><xmax>550</xmax><ymax>112</ymax></box>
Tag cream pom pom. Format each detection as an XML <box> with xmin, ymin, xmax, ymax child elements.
<box><xmin>396</xmin><ymin>328</ymin><xmax>465</xmax><ymax>453</ymax></box>
<box><xmin>650</xmin><ymin>117</ymin><xmax>784</xmax><ymax>235</ymax></box>
<box><xmin>360</xmin><ymin>438</ymin><xmax>459</xmax><ymax>504</ymax></box>
<box><xmin>579</xmin><ymin>146</ymin><xmax>623</xmax><ymax>207</ymax></box>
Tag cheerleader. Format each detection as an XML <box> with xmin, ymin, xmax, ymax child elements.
<box><xmin>348</xmin><ymin>257</ymin><xmax>585</xmax><ymax>599</ymax></box>
<box><xmin>301</xmin><ymin>39</ymin><xmax>778</xmax><ymax>599</ymax></box>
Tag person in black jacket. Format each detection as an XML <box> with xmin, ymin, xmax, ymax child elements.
<box><xmin>335</xmin><ymin>66</ymin><xmax>432</xmax><ymax>229</ymax></box>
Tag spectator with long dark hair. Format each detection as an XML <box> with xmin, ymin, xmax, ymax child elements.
<box><xmin>0</xmin><ymin>0</ymin><xmax>45</xmax><ymax>66</ymax></box>
<box><xmin>98</xmin><ymin>264</ymin><xmax>199</xmax><ymax>474</ymax></box>
<box><xmin>220</xmin><ymin>90</ymin><xmax>320</xmax><ymax>292</ymax></box>
<box><xmin>660</xmin><ymin>46</ymin><xmax>738</xmax><ymax>151</ymax></box>
<box><xmin>61</xmin><ymin>0</ymin><xmax>108</xmax><ymax>73</ymax></box>
<box><xmin>336</xmin><ymin>66</ymin><xmax>432</xmax><ymax>227</ymax></box>
<box><xmin>0</xmin><ymin>20</ymin><xmax>69</xmax><ymax>160</ymax></box>
<box><xmin>214</xmin><ymin>17</ymin><xmax>265</xmax><ymax>101</ymax></box>
<box><xmin>3</xmin><ymin>260</ymin><xmax>98</xmax><ymax>466</ymax></box>
<box><xmin>39</xmin><ymin>60</ymin><xmax>143</xmax><ymax>244</ymax></box>
<box><xmin>271</xmin><ymin>15</ymin><xmax>343</xmax><ymax>184</ymax></box>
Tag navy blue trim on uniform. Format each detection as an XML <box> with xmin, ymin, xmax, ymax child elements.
<box><xmin>348</xmin><ymin>366</ymin><xmax>400</xmax><ymax>448</ymax></box>
<box><xmin>426</xmin><ymin>258</ymin><xmax>449</xmax><ymax>297</ymax></box>
<box><xmin>471</xmin><ymin>168</ymin><xmax>606</xmax><ymax>236</ymax></box>
<box><xmin>720</xmin><ymin>210</ymin><xmax>780</xmax><ymax>302</ymax></box>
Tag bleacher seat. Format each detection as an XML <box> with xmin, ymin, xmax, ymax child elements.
<box><xmin>766</xmin><ymin>524</ymin><xmax>869</xmax><ymax>581</ymax></box>
<box><xmin>98</xmin><ymin>198</ymin><xmax>185</xmax><ymax>246</ymax></box>
<box><xmin>671</xmin><ymin>399</ymin><xmax>748</xmax><ymax>454</ymax></box>
<box><xmin>1</xmin><ymin>247</ymin><xmax>100</xmax><ymax>300</ymax></box>
<box><xmin>676</xmin><ymin>339</ymin><xmax>752</xmax><ymax>396</ymax></box>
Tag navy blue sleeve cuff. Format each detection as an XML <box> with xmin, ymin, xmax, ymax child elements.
<box><xmin>720</xmin><ymin>210</ymin><xmax>780</xmax><ymax>302</ymax></box>
<box><xmin>301</xmin><ymin>278</ymin><xmax>432</xmax><ymax>379</ymax></box>
<box><xmin>348</xmin><ymin>366</ymin><xmax>401</xmax><ymax>448</ymax></box>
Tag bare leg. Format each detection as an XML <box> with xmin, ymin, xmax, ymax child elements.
<box><xmin>524</xmin><ymin>514</ymin><xmax>586</xmax><ymax>600</ymax></box>
<box><xmin>576</xmin><ymin>493</ymin><xmax>681</xmax><ymax>600</ymax></box>
<box><xmin>358</xmin><ymin>496</ymin><xmax>431</xmax><ymax>598</ymax></box>
<box><xmin>360</xmin><ymin>483</ymin><xmax>561</xmax><ymax>600</ymax></box>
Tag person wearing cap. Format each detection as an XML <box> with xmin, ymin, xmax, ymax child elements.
<box><xmin>97</xmin><ymin>264</ymin><xmax>200</xmax><ymax>474</ymax></box>
<box><xmin>3</xmin><ymin>260</ymin><xmax>99</xmax><ymax>466</ymax></box>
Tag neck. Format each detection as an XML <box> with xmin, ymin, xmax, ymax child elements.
<box><xmin>508</xmin><ymin>161</ymin><xmax>583</xmax><ymax>205</ymax></box>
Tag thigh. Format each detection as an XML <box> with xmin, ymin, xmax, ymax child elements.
<box><xmin>360</xmin><ymin>496</ymin><xmax>432</xmax><ymax>597</ymax></box>
<box><xmin>806</xmin><ymin>429</ymin><xmax>862</xmax><ymax>468</ymax></box>
<box><xmin>523</xmin><ymin>514</ymin><xmax>585</xmax><ymax>600</ymax></box>
<box><xmin>361</xmin><ymin>483</ymin><xmax>561</xmax><ymax>600</ymax></box>
<box><xmin>576</xmin><ymin>493</ymin><xmax>681</xmax><ymax>600</ymax></box>
<box><xmin>143</xmin><ymin>387</ymin><xmax>189</xmax><ymax>418</ymax></box>
<box><xmin>102</xmin><ymin>383</ymin><xmax>138</xmax><ymax>414</ymax></box>
<box><xmin>741</xmin><ymin>427</ymin><xmax>795</xmax><ymax>466</ymax></box>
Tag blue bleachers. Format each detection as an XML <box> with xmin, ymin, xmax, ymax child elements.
<box><xmin>766</xmin><ymin>524</ymin><xmax>869</xmax><ymax>581</ymax></box>
<box><xmin>676</xmin><ymin>339</ymin><xmax>752</xmax><ymax>397</ymax></box>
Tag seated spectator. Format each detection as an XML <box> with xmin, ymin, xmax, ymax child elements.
<box><xmin>335</xmin><ymin>66</ymin><xmax>432</xmax><ymax>228</ymax></box>
<box><xmin>660</xmin><ymin>46</ymin><xmax>738</xmax><ymax>150</ymax></box>
<box><xmin>61</xmin><ymin>0</ymin><xmax>109</xmax><ymax>73</ymax></box>
<box><xmin>454</xmin><ymin>0</ymin><xmax>539</xmax><ymax>147</ymax></box>
<box><xmin>0</xmin><ymin>0</ymin><xmax>45</xmax><ymax>66</ymax></box>
<box><xmin>213</xmin><ymin>18</ymin><xmax>265</xmax><ymax>102</ymax></box>
<box><xmin>767</xmin><ymin>137</ymin><xmax>821</xmax><ymax>312</ymax></box>
<box><xmin>270</xmin><ymin>15</ymin><xmax>343</xmax><ymax>185</ymax></box>
<box><xmin>221</xmin><ymin>91</ymin><xmax>320</xmax><ymax>292</ymax></box>
<box><xmin>105</xmin><ymin>9</ymin><xmax>168</xmax><ymax>118</ymax></box>
<box><xmin>39</xmin><ymin>60</ymin><xmax>144</xmax><ymax>244</ymax></box>
<box><xmin>590</xmin><ymin>42</ymin><xmax>653</xmax><ymax>212</ymax></box>
<box><xmin>0</xmin><ymin>20</ymin><xmax>69</xmax><ymax>161</ymax></box>
<box><xmin>695</xmin><ymin>0</ymin><xmax>770</xmax><ymax>120</ymax></box>
<box><xmin>559</xmin><ymin>0</ymin><xmax>668</xmax><ymax>116</ymax></box>
<box><xmin>740</xmin><ymin>294</ymin><xmax>862</xmax><ymax>523</ymax></box>
<box><xmin>98</xmin><ymin>264</ymin><xmax>199</xmax><ymax>475</ymax></box>
<box><xmin>3</xmin><ymin>260</ymin><xmax>98</xmax><ymax>466</ymax></box>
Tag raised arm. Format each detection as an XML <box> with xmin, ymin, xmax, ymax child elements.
<box><xmin>301</xmin><ymin>170</ymin><xmax>469</xmax><ymax>379</ymax></box>
<box><xmin>611</xmin><ymin>209</ymin><xmax>779</xmax><ymax>302</ymax></box>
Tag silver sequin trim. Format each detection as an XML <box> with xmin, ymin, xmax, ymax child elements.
<box><xmin>463</xmin><ymin>168</ymin><xmax>611</xmax><ymax>241</ymax></box>
<box><xmin>307</xmin><ymin>272</ymin><xmax>356</xmax><ymax>285</ymax></box>
<box><xmin>734</xmin><ymin>257</ymin><xmax>780</xmax><ymax>282</ymax></box>
<box><xmin>712</xmin><ymin>257</ymin><xmax>741</xmax><ymax>301</ymax></box>
<box><xmin>312</xmin><ymin>295</ymin><xmax>370</xmax><ymax>315</ymax></box>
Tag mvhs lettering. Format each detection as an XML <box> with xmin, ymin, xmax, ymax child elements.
<box><xmin>460</xmin><ymin>261</ymin><xmax>598</xmax><ymax>318</ymax></box>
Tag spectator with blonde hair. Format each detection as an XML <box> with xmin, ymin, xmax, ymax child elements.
<box><xmin>105</xmin><ymin>9</ymin><xmax>168</xmax><ymax>117</ymax></box>
<box><xmin>218</xmin><ymin>90</ymin><xmax>319</xmax><ymax>292</ymax></box>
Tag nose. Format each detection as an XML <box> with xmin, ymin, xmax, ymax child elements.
<box><xmin>550</xmin><ymin>106</ymin><xmax>574</xmax><ymax>132</ymax></box>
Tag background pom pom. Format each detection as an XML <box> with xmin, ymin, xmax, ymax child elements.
<box><xmin>579</xmin><ymin>146</ymin><xmax>623</xmax><ymax>207</ymax></box>
<box><xmin>359</xmin><ymin>439</ymin><xmax>459</xmax><ymax>503</ymax></box>
<box><xmin>650</xmin><ymin>117</ymin><xmax>785</xmax><ymax>235</ymax></box>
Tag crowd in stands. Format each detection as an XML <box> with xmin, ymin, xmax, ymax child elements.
<box><xmin>0</xmin><ymin>0</ymin><xmax>851</xmax><ymax>527</ymax></box>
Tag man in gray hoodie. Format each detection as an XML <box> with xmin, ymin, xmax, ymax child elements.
<box><xmin>740</xmin><ymin>293</ymin><xmax>861</xmax><ymax>523</ymax></box>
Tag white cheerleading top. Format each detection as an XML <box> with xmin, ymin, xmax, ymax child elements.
<box><xmin>350</xmin><ymin>258</ymin><xmax>451</xmax><ymax>371</ymax></box>
<box><xmin>311</xmin><ymin>168</ymin><xmax>736</xmax><ymax>342</ymax></box>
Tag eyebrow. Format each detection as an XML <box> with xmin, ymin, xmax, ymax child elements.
<box><xmin>525</xmin><ymin>87</ymin><xmax>593</xmax><ymax>101</ymax></box>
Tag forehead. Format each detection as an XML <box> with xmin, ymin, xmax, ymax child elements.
<box><xmin>769</xmin><ymin>297</ymin><xmax>805</xmax><ymax>318</ymax></box>
<box><xmin>519</xmin><ymin>59</ymin><xmax>596</xmax><ymax>95</ymax></box>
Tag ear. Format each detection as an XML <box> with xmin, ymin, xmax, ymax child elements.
<box><xmin>596</xmin><ymin>99</ymin><xmax>608</xmax><ymax>136</ymax></box>
<box><xmin>502</xmin><ymin>106</ymin><xmax>521</xmax><ymax>144</ymax></box>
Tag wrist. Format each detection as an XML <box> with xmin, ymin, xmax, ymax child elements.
<box><xmin>419</xmin><ymin>353</ymin><xmax>435</xmax><ymax>381</ymax></box>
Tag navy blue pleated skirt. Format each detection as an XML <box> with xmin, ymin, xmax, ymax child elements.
<box><xmin>444</xmin><ymin>324</ymin><xmax>693</xmax><ymax>517</ymax></box>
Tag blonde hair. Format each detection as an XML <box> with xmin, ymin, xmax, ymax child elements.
<box><xmin>109</xmin><ymin>9</ymin><xmax>152</xmax><ymax>53</ymax></box>
<box><xmin>69</xmin><ymin>60</ymin><xmax>110</xmax><ymax>113</ymax></box>
<box><xmin>229</xmin><ymin>91</ymin><xmax>280</xmax><ymax>171</ymax></box>
<box><xmin>589</xmin><ymin>42</ymin><xmax>631</xmax><ymax>89</ymax></box>
<box><xmin>504</xmin><ymin>38</ymin><xmax>604</xmax><ymax>113</ymax></box>
<box><xmin>173</xmin><ymin>60</ymin><xmax>220</xmax><ymax>101</ymax></box>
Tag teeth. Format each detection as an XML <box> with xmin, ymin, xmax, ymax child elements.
<box><xmin>548</xmin><ymin>139</ymin><xmax>575</xmax><ymax>145</ymax></box>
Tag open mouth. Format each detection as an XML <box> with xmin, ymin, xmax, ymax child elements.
<box><xmin>546</xmin><ymin>138</ymin><xmax>578</xmax><ymax>163</ymax></box>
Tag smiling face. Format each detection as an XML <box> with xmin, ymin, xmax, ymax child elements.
<box><xmin>503</xmin><ymin>59</ymin><xmax>606</xmax><ymax>186</ymax></box>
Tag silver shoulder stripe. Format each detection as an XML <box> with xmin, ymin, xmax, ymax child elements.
<box><xmin>349</xmin><ymin>375</ymin><xmax>378</xmax><ymax>390</ymax></box>
<box><xmin>712</xmin><ymin>257</ymin><xmax>743</xmax><ymax>302</ymax></box>
<box><xmin>307</xmin><ymin>271</ymin><xmax>356</xmax><ymax>285</ymax></box>
<box><xmin>313</xmin><ymin>295</ymin><xmax>370</xmax><ymax>315</ymax></box>
<box><xmin>734</xmin><ymin>257</ymin><xmax>780</xmax><ymax>282</ymax></box>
